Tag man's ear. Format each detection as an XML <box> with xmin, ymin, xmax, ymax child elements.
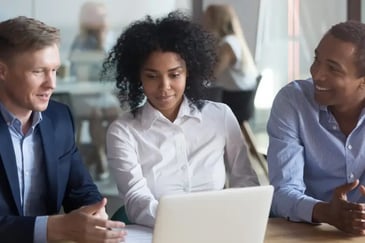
<box><xmin>360</xmin><ymin>77</ymin><xmax>365</xmax><ymax>90</ymax></box>
<box><xmin>0</xmin><ymin>61</ymin><xmax>7</xmax><ymax>80</ymax></box>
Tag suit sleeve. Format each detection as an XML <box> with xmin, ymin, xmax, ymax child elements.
<box><xmin>0</xmin><ymin>216</ymin><xmax>35</xmax><ymax>243</ymax></box>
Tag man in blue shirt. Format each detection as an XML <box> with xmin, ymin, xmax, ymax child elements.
<box><xmin>0</xmin><ymin>16</ymin><xmax>125</xmax><ymax>242</ymax></box>
<box><xmin>268</xmin><ymin>20</ymin><xmax>365</xmax><ymax>235</ymax></box>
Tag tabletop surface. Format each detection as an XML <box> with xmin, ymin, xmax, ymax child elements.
<box><xmin>265</xmin><ymin>218</ymin><xmax>364</xmax><ymax>242</ymax></box>
<box><xmin>54</xmin><ymin>217</ymin><xmax>365</xmax><ymax>243</ymax></box>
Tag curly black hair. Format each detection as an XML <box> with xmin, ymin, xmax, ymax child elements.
<box><xmin>102</xmin><ymin>11</ymin><xmax>217</xmax><ymax>116</ymax></box>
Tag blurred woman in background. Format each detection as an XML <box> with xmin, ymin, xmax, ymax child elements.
<box><xmin>203</xmin><ymin>4</ymin><xmax>259</xmax><ymax>123</ymax></box>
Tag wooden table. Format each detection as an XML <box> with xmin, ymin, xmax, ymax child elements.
<box><xmin>265</xmin><ymin>218</ymin><xmax>364</xmax><ymax>242</ymax></box>
<box><xmin>54</xmin><ymin>218</ymin><xmax>365</xmax><ymax>243</ymax></box>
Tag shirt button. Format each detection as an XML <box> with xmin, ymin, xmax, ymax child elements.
<box><xmin>348</xmin><ymin>144</ymin><xmax>352</xmax><ymax>150</ymax></box>
<box><xmin>181</xmin><ymin>165</ymin><xmax>187</xmax><ymax>170</ymax></box>
<box><xmin>349</xmin><ymin>173</ymin><xmax>354</xmax><ymax>179</ymax></box>
<box><xmin>332</xmin><ymin>125</ymin><xmax>337</xmax><ymax>130</ymax></box>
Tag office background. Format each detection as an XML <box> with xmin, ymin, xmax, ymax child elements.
<box><xmin>0</xmin><ymin>0</ymin><xmax>362</xmax><ymax>214</ymax></box>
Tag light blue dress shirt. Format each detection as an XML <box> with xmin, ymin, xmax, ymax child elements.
<box><xmin>267</xmin><ymin>79</ymin><xmax>365</xmax><ymax>223</ymax></box>
<box><xmin>0</xmin><ymin>103</ymin><xmax>48</xmax><ymax>243</ymax></box>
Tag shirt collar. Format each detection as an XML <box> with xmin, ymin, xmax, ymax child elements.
<box><xmin>318</xmin><ymin>103</ymin><xmax>328</xmax><ymax>112</ymax></box>
<box><xmin>318</xmin><ymin>103</ymin><xmax>365</xmax><ymax>126</ymax></box>
<box><xmin>140</xmin><ymin>96</ymin><xmax>202</xmax><ymax>130</ymax></box>
<box><xmin>0</xmin><ymin>101</ymin><xmax>42</xmax><ymax>131</ymax></box>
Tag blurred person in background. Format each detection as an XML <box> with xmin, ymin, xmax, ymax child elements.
<box><xmin>69</xmin><ymin>0</ymin><xmax>115</xmax><ymax>80</ymax></box>
<box><xmin>203</xmin><ymin>4</ymin><xmax>259</xmax><ymax>124</ymax></box>
<box><xmin>69</xmin><ymin>1</ymin><xmax>119</xmax><ymax>181</ymax></box>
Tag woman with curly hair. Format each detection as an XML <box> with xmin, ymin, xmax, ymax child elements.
<box><xmin>103</xmin><ymin>11</ymin><xmax>259</xmax><ymax>227</ymax></box>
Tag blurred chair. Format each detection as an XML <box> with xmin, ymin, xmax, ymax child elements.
<box><xmin>240</xmin><ymin>75</ymin><xmax>268</xmax><ymax>176</ymax></box>
<box><xmin>241</xmin><ymin>120</ymin><xmax>268</xmax><ymax>176</ymax></box>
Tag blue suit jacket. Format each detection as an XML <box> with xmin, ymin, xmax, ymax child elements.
<box><xmin>0</xmin><ymin>100</ymin><xmax>102</xmax><ymax>242</ymax></box>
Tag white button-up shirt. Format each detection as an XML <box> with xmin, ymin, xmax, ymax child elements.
<box><xmin>107</xmin><ymin>98</ymin><xmax>259</xmax><ymax>227</ymax></box>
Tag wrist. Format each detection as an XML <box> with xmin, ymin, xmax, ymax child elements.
<box><xmin>47</xmin><ymin>214</ymin><xmax>67</xmax><ymax>241</ymax></box>
<box><xmin>312</xmin><ymin>201</ymin><xmax>330</xmax><ymax>223</ymax></box>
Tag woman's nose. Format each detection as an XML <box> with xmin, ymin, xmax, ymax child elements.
<box><xmin>159</xmin><ymin>77</ymin><xmax>171</xmax><ymax>90</ymax></box>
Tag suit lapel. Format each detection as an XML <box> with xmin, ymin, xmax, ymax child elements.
<box><xmin>0</xmin><ymin>117</ymin><xmax>22</xmax><ymax>215</ymax></box>
<box><xmin>38</xmin><ymin>115</ymin><xmax>59</xmax><ymax>212</ymax></box>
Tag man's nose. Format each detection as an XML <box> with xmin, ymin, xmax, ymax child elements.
<box><xmin>45</xmin><ymin>70</ymin><xmax>57</xmax><ymax>89</ymax></box>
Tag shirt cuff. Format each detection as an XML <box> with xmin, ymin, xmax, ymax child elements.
<box><xmin>34</xmin><ymin>216</ymin><xmax>48</xmax><ymax>243</ymax></box>
<box><xmin>295</xmin><ymin>197</ymin><xmax>322</xmax><ymax>223</ymax></box>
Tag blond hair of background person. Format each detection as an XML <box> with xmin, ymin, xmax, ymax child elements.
<box><xmin>69</xmin><ymin>0</ymin><xmax>115</xmax><ymax>80</ymax></box>
<box><xmin>203</xmin><ymin>4</ymin><xmax>259</xmax><ymax>123</ymax></box>
<box><xmin>74</xmin><ymin>0</ymin><xmax>114</xmax><ymax>52</ymax></box>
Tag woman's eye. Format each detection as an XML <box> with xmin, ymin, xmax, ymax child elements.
<box><xmin>171</xmin><ymin>72</ymin><xmax>180</xmax><ymax>78</ymax></box>
<box><xmin>146</xmin><ymin>74</ymin><xmax>157</xmax><ymax>79</ymax></box>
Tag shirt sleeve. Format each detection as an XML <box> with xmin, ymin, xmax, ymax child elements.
<box><xmin>33</xmin><ymin>216</ymin><xmax>48</xmax><ymax>243</ymax></box>
<box><xmin>221</xmin><ymin>35</ymin><xmax>242</xmax><ymax>63</ymax></box>
<box><xmin>267</xmin><ymin>86</ymin><xmax>321</xmax><ymax>222</ymax></box>
<box><xmin>106</xmin><ymin>121</ymin><xmax>158</xmax><ymax>227</ymax></box>
<box><xmin>223</xmin><ymin>104</ymin><xmax>259</xmax><ymax>187</ymax></box>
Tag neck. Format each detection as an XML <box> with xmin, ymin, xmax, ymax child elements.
<box><xmin>329</xmin><ymin>103</ymin><xmax>364</xmax><ymax>136</ymax></box>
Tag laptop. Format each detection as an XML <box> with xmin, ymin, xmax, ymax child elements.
<box><xmin>152</xmin><ymin>185</ymin><xmax>273</xmax><ymax>243</ymax></box>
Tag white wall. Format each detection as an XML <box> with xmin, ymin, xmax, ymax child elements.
<box><xmin>0</xmin><ymin>0</ymin><xmax>32</xmax><ymax>19</ymax></box>
<box><xmin>0</xmin><ymin>0</ymin><xmax>191</xmax><ymax>60</ymax></box>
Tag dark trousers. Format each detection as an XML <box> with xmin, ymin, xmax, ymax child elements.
<box><xmin>222</xmin><ymin>90</ymin><xmax>255</xmax><ymax>124</ymax></box>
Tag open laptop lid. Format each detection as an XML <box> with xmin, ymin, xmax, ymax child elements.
<box><xmin>153</xmin><ymin>185</ymin><xmax>273</xmax><ymax>243</ymax></box>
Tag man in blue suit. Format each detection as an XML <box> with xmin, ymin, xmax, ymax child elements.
<box><xmin>0</xmin><ymin>16</ymin><xmax>125</xmax><ymax>242</ymax></box>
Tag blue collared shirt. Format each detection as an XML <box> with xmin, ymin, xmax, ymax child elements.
<box><xmin>267</xmin><ymin>78</ymin><xmax>365</xmax><ymax>223</ymax></box>
<box><xmin>0</xmin><ymin>102</ymin><xmax>48</xmax><ymax>243</ymax></box>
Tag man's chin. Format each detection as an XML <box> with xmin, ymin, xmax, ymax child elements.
<box><xmin>314</xmin><ymin>94</ymin><xmax>330</xmax><ymax>106</ymax></box>
<box><xmin>34</xmin><ymin>103</ymin><xmax>49</xmax><ymax>112</ymax></box>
